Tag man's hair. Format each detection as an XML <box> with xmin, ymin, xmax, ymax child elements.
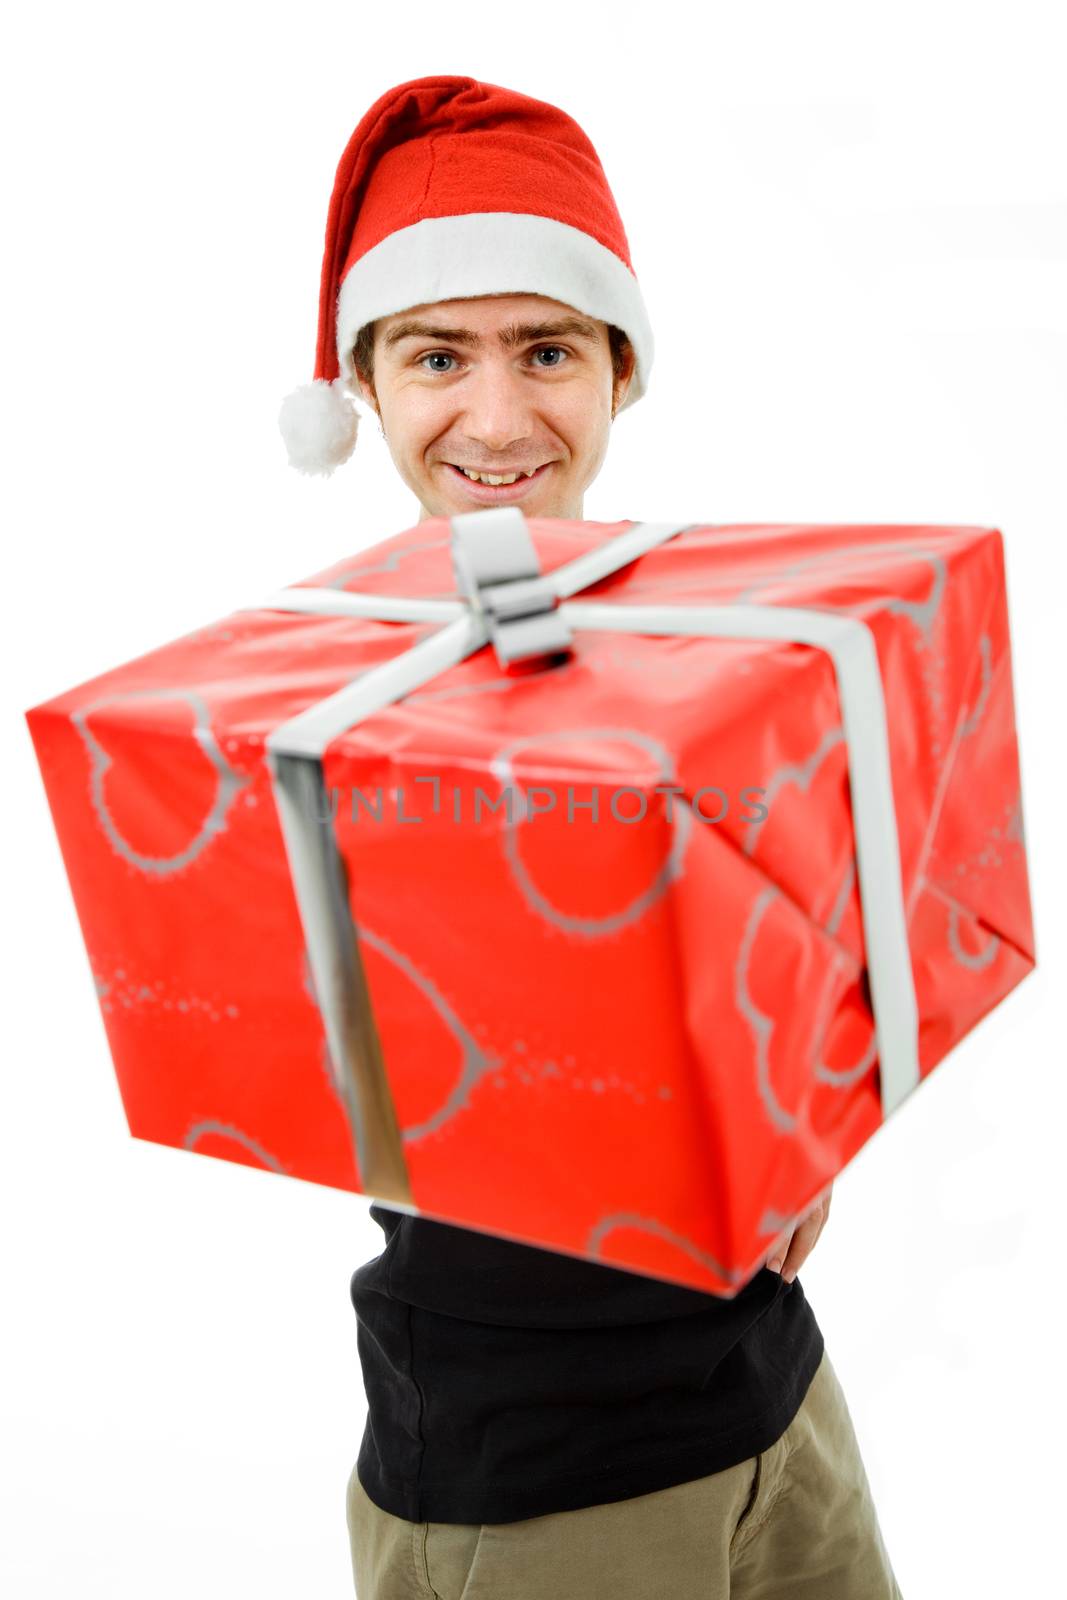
<box><xmin>350</xmin><ymin>319</ymin><xmax>633</xmax><ymax>400</ymax></box>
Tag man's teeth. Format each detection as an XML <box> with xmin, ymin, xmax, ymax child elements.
<box><xmin>456</xmin><ymin>465</ymin><xmax>540</xmax><ymax>484</ymax></box>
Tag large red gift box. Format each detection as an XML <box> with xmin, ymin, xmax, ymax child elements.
<box><xmin>25</xmin><ymin>512</ymin><xmax>1035</xmax><ymax>1297</ymax></box>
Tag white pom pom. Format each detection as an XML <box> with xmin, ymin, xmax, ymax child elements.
<box><xmin>278</xmin><ymin>377</ymin><xmax>359</xmax><ymax>477</ymax></box>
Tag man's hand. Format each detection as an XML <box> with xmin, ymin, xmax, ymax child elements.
<box><xmin>765</xmin><ymin>1182</ymin><xmax>833</xmax><ymax>1283</ymax></box>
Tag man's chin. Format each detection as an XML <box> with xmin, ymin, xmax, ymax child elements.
<box><xmin>420</xmin><ymin>462</ymin><xmax>578</xmax><ymax>520</ymax></box>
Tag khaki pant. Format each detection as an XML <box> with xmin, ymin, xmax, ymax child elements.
<box><xmin>345</xmin><ymin>1347</ymin><xmax>903</xmax><ymax>1598</ymax></box>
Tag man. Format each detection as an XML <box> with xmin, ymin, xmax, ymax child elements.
<box><xmin>344</xmin><ymin>292</ymin><xmax>634</xmax><ymax>524</ymax></box>
<box><xmin>279</xmin><ymin>75</ymin><xmax>902</xmax><ymax>1599</ymax></box>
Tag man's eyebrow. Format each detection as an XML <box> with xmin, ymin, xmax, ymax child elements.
<box><xmin>381</xmin><ymin>317</ymin><xmax>601</xmax><ymax>352</ymax></box>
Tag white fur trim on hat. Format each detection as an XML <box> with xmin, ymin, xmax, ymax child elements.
<box><xmin>334</xmin><ymin>211</ymin><xmax>654</xmax><ymax>413</ymax></box>
<box><xmin>278</xmin><ymin>377</ymin><xmax>360</xmax><ymax>477</ymax></box>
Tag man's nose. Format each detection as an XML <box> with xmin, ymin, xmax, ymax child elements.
<box><xmin>460</xmin><ymin>363</ymin><xmax>535</xmax><ymax>454</ymax></box>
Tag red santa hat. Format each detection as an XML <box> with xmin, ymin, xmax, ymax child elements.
<box><xmin>278</xmin><ymin>75</ymin><xmax>654</xmax><ymax>476</ymax></box>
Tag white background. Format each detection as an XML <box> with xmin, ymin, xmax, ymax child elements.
<box><xmin>5</xmin><ymin>3</ymin><xmax>1064</xmax><ymax>1595</ymax></box>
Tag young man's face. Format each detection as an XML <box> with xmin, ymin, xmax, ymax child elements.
<box><xmin>354</xmin><ymin>293</ymin><xmax>634</xmax><ymax>522</ymax></box>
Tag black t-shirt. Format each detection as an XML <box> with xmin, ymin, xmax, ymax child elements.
<box><xmin>350</xmin><ymin>1202</ymin><xmax>825</xmax><ymax>1526</ymax></box>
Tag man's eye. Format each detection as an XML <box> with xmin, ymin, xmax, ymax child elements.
<box><xmin>419</xmin><ymin>351</ymin><xmax>459</xmax><ymax>373</ymax></box>
<box><xmin>417</xmin><ymin>346</ymin><xmax>569</xmax><ymax>374</ymax></box>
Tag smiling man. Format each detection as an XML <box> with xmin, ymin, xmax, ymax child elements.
<box><xmin>280</xmin><ymin>75</ymin><xmax>902</xmax><ymax>1600</ymax></box>
<box><xmin>349</xmin><ymin>294</ymin><xmax>633</xmax><ymax>520</ymax></box>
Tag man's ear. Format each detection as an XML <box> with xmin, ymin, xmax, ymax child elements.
<box><xmin>612</xmin><ymin>341</ymin><xmax>637</xmax><ymax>417</ymax></box>
<box><xmin>354</xmin><ymin>375</ymin><xmax>380</xmax><ymax>415</ymax></box>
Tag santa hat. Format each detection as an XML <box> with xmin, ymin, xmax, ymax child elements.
<box><xmin>278</xmin><ymin>75</ymin><xmax>654</xmax><ymax>477</ymax></box>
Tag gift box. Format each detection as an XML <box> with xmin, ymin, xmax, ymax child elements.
<box><xmin>25</xmin><ymin>511</ymin><xmax>1035</xmax><ymax>1297</ymax></box>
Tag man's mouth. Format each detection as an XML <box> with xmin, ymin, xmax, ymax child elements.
<box><xmin>443</xmin><ymin>460</ymin><xmax>555</xmax><ymax>502</ymax></box>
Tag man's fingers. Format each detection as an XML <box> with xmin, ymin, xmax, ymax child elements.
<box><xmin>770</xmin><ymin>1213</ymin><xmax>817</xmax><ymax>1278</ymax></box>
<box><xmin>765</xmin><ymin>1184</ymin><xmax>833</xmax><ymax>1275</ymax></box>
<box><xmin>766</xmin><ymin>1227</ymin><xmax>795</xmax><ymax>1274</ymax></box>
<box><xmin>780</xmin><ymin>1222</ymin><xmax>817</xmax><ymax>1281</ymax></box>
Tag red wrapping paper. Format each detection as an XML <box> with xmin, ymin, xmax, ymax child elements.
<box><xmin>25</xmin><ymin>518</ymin><xmax>1035</xmax><ymax>1296</ymax></box>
